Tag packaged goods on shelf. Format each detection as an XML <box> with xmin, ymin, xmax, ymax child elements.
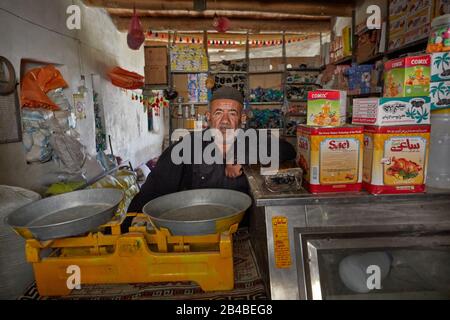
<box><xmin>249</xmin><ymin>87</ymin><xmax>283</xmax><ymax>103</ymax></box>
<box><xmin>435</xmin><ymin>0</ymin><xmax>450</xmax><ymax>16</ymax></box>
<box><xmin>383</xmin><ymin>55</ymin><xmax>431</xmax><ymax>97</ymax></box>
<box><xmin>297</xmin><ymin>125</ymin><xmax>364</xmax><ymax>193</ymax></box>
<box><xmin>430</xmin><ymin>80</ymin><xmax>450</xmax><ymax>110</ymax></box>
<box><xmin>389</xmin><ymin>0</ymin><xmax>432</xmax><ymax>50</ymax></box>
<box><xmin>346</xmin><ymin>64</ymin><xmax>374</xmax><ymax>94</ymax></box>
<box><xmin>363</xmin><ymin>125</ymin><xmax>430</xmax><ymax>194</ymax></box>
<box><xmin>170</xmin><ymin>44</ymin><xmax>208</xmax><ymax>72</ymax></box>
<box><xmin>307</xmin><ymin>90</ymin><xmax>347</xmax><ymax>126</ymax></box>
<box><xmin>352</xmin><ymin>96</ymin><xmax>431</xmax><ymax>126</ymax></box>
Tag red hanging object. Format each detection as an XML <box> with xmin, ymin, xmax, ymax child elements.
<box><xmin>127</xmin><ymin>7</ymin><xmax>145</xmax><ymax>50</ymax></box>
<box><xmin>213</xmin><ymin>14</ymin><xmax>230</xmax><ymax>33</ymax></box>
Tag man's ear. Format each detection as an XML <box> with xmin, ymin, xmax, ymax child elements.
<box><xmin>241</xmin><ymin>113</ymin><xmax>247</xmax><ymax>124</ymax></box>
<box><xmin>205</xmin><ymin>111</ymin><xmax>211</xmax><ymax>122</ymax></box>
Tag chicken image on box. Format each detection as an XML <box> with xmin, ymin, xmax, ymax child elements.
<box><xmin>297</xmin><ymin>125</ymin><xmax>364</xmax><ymax>193</ymax></box>
<box><xmin>307</xmin><ymin>90</ymin><xmax>347</xmax><ymax>126</ymax></box>
<box><xmin>363</xmin><ymin>125</ymin><xmax>430</xmax><ymax>194</ymax></box>
<box><xmin>383</xmin><ymin>55</ymin><xmax>431</xmax><ymax>97</ymax></box>
<box><xmin>352</xmin><ymin>96</ymin><xmax>431</xmax><ymax>126</ymax></box>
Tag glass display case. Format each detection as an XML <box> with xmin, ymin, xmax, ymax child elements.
<box><xmin>299</xmin><ymin>232</ymin><xmax>450</xmax><ymax>299</ymax></box>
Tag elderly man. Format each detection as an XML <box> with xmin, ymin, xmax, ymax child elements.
<box><xmin>128</xmin><ymin>87</ymin><xmax>296</xmax><ymax>212</ymax></box>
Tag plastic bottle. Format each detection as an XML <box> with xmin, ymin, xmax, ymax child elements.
<box><xmin>428</xmin><ymin>109</ymin><xmax>450</xmax><ymax>189</ymax></box>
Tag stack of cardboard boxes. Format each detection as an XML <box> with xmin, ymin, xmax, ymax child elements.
<box><xmin>144</xmin><ymin>46</ymin><xmax>168</xmax><ymax>86</ymax></box>
<box><xmin>352</xmin><ymin>55</ymin><xmax>432</xmax><ymax>194</ymax></box>
<box><xmin>297</xmin><ymin>90</ymin><xmax>365</xmax><ymax>193</ymax></box>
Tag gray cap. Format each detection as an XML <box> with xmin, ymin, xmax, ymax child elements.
<box><xmin>210</xmin><ymin>86</ymin><xmax>244</xmax><ymax>105</ymax></box>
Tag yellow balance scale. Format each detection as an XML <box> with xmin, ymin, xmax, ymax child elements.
<box><xmin>7</xmin><ymin>189</ymin><xmax>251</xmax><ymax>297</ymax></box>
<box><xmin>25</xmin><ymin>213</ymin><xmax>238</xmax><ymax>297</ymax></box>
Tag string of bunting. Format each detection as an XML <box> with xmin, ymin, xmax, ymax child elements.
<box><xmin>125</xmin><ymin>89</ymin><xmax>169</xmax><ymax>113</ymax></box>
<box><xmin>145</xmin><ymin>31</ymin><xmax>317</xmax><ymax>47</ymax></box>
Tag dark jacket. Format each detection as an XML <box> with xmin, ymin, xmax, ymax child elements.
<box><xmin>128</xmin><ymin>130</ymin><xmax>296</xmax><ymax>212</ymax></box>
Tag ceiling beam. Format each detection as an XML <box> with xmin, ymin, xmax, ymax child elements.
<box><xmin>83</xmin><ymin>0</ymin><xmax>353</xmax><ymax>17</ymax></box>
<box><xmin>106</xmin><ymin>9</ymin><xmax>331</xmax><ymax>21</ymax></box>
<box><xmin>111</xmin><ymin>16</ymin><xmax>331</xmax><ymax>33</ymax></box>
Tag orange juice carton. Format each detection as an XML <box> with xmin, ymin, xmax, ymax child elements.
<box><xmin>383</xmin><ymin>55</ymin><xmax>431</xmax><ymax>97</ymax></box>
<box><xmin>352</xmin><ymin>96</ymin><xmax>431</xmax><ymax>126</ymax></box>
<box><xmin>297</xmin><ymin>125</ymin><xmax>364</xmax><ymax>193</ymax></box>
<box><xmin>307</xmin><ymin>90</ymin><xmax>347</xmax><ymax>126</ymax></box>
<box><xmin>363</xmin><ymin>125</ymin><xmax>430</xmax><ymax>194</ymax></box>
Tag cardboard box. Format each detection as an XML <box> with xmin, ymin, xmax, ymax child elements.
<box><xmin>352</xmin><ymin>96</ymin><xmax>431</xmax><ymax>126</ymax></box>
<box><xmin>144</xmin><ymin>65</ymin><xmax>168</xmax><ymax>85</ymax></box>
<box><xmin>307</xmin><ymin>90</ymin><xmax>347</xmax><ymax>126</ymax></box>
<box><xmin>363</xmin><ymin>125</ymin><xmax>430</xmax><ymax>194</ymax></box>
<box><xmin>431</xmin><ymin>53</ymin><xmax>450</xmax><ymax>82</ymax></box>
<box><xmin>430</xmin><ymin>81</ymin><xmax>450</xmax><ymax>111</ymax></box>
<box><xmin>383</xmin><ymin>55</ymin><xmax>431</xmax><ymax>97</ymax></box>
<box><xmin>144</xmin><ymin>46</ymin><xmax>168</xmax><ymax>66</ymax></box>
<box><xmin>297</xmin><ymin>125</ymin><xmax>364</xmax><ymax>193</ymax></box>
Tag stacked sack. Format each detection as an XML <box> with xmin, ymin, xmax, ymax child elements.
<box><xmin>89</xmin><ymin>169</ymin><xmax>140</xmax><ymax>219</ymax></box>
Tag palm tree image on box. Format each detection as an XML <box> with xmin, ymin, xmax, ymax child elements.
<box><xmin>434</xmin><ymin>53</ymin><xmax>450</xmax><ymax>77</ymax></box>
<box><xmin>431</xmin><ymin>81</ymin><xmax>450</xmax><ymax>107</ymax></box>
<box><xmin>405</xmin><ymin>99</ymin><xmax>429</xmax><ymax>124</ymax></box>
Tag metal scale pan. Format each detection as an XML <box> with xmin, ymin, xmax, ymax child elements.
<box><xmin>5</xmin><ymin>189</ymin><xmax>124</xmax><ymax>241</ymax></box>
<box><xmin>143</xmin><ymin>189</ymin><xmax>252</xmax><ymax>235</ymax></box>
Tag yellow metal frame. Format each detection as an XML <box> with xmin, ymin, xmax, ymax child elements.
<box><xmin>26</xmin><ymin>213</ymin><xmax>238</xmax><ymax>297</ymax></box>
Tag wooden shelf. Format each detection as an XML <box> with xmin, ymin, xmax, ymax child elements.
<box><xmin>209</xmin><ymin>71</ymin><xmax>247</xmax><ymax>74</ymax></box>
<box><xmin>356</xmin><ymin>53</ymin><xmax>385</xmax><ymax>65</ymax></box>
<box><xmin>249</xmin><ymin>70</ymin><xmax>285</xmax><ymax>75</ymax></box>
<box><xmin>385</xmin><ymin>38</ymin><xmax>428</xmax><ymax>58</ymax></box>
<box><xmin>286</xmin><ymin>67</ymin><xmax>324</xmax><ymax>72</ymax></box>
<box><xmin>331</xmin><ymin>56</ymin><xmax>352</xmax><ymax>65</ymax></box>
<box><xmin>286</xmin><ymin>82</ymin><xmax>321</xmax><ymax>86</ymax></box>
<box><xmin>171</xmin><ymin>71</ymin><xmax>209</xmax><ymax>74</ymax></box>
<box><xmin>250</xmin><ymin>101</ymin><xmax>284</xmax><ymax>105</ymax></box>
<box><xmin>287</xmin><ymin>99</ymin><xmax>307</xmax><ymax>103</ymax></box>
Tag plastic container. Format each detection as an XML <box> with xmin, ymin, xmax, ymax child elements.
<box><xmin>428</xmin><ymin>110</ymin><xmax>450</xmax><ymax>189</ymax></box>
<box><xmin>427</xmin><ymin>14</ymin><xmax>450</xmax><ymax>53</ymax></box>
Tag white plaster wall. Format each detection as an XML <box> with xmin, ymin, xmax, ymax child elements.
<box><xmin>0</xmin><ymin>0</ymin><xmax>164</xmax><ymax>193</ymax></box>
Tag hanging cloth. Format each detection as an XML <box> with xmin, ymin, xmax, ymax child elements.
<box><xmin>107</xmin><ymin>67</ymin><xmax>144</xmax><ymax>90</ymax></box>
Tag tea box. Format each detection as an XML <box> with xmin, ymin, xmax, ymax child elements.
<box><xmin>430</xmin><ymin>81</ymin><xmax>450</xmax><ymax>111</ymax></box>
<box><xmin>383</xmin><ymin>55</ymin><xmax>431</xmax><ymax>97</ymax></box>
<box><xmin>352</xmin><ymin>96</ymin><xmax>431</xmax><ymax>126</ymax></box>
<box><xmin>307</xmin><ymin>90</ymin><xmax>347</xmax><ymax>126</ymax></box>
<box><xmin>297</xmin><ymin>125</ymin><xmax>364</xmax><ymax>193</ymax></box>
<box><xmin>363</xmin><ymin>125</ymin><xmax>430</xmax><ymax>194</ymax></box>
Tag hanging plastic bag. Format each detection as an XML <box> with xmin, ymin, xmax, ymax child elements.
<box><xmin>127</xmin><ymin>7</ymin><xmax>145</xmax><ymax>50</ymax></box>
<box><xmin>107</xmin><ymin>67</ymin><xmax>144</xmax><ymax>90</ymax></box>
<box><xmin>20</xmin><ymin>65</ymin><xmax>68</xmax><ymax>110</ymax></box>
<box><xmin>48</xmin><ymin>118</ymin><xmax>86</xmax><ymax>175</ymax></box>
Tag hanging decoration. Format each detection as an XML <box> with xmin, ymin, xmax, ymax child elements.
<box><xmin>127</xmin><ymin>7</ymin><xmax>145</xmax><ymax>50</ymax></box>
<box><xmin>145</xmin><ymin>31</ymin><xmax>319</xmax><ymax>48</ymax></box>
<box><xmin>212</xmin><ymin>13</ymin><xmax>231</xmax><ymax>33</ymax></box>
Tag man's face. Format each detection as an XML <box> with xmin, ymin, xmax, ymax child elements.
<box><xmin>207</xmin><ymin>99</ymin><xmax>243</xmax><ymax>137</ymax></box>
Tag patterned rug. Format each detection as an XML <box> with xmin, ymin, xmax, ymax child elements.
<box><xmin>19</xmin><ymin>229</ymin><xmax>268</xmax><ymax>300</ymax></box>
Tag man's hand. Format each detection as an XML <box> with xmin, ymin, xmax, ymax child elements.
<box><xmin>225</xmin><ymin>164</ymin><xmax>243</xmax><ymax>178</ymax></box>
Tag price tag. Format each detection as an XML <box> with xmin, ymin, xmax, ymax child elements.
<box><xmin>272</xmin><ymin>216</ymin><xmax>291</xmax><ymax>268</ymax></box>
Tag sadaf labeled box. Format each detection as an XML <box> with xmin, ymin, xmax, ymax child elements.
<box><xmin>383</xmin><ymin>54</ymin><xmax>431</xmax><ymax>97</ymax></box>
<box><xmin>363</xmin><ymin>125</ymin><xmax>430</xmax><ymax>194</ymax></box>
<box><xmin>307</xmin><ymin>90</ymin><xmax>347</xmax><ymax>126</ymax></box>
<box><xmin>352</xmin><ymin>96</ymin><xmax>431</xmax><ymax>126</ymax></box>
<box><xmin>297</xmin><ymin>125</ymin><xmax>364</xmax><ymax>193</ymax></box>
